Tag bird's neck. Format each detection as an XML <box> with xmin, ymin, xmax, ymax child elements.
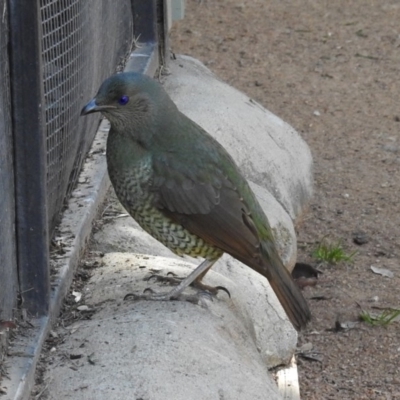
<box><xmin>107</xmin><ymin>127</ymin><xmax>151</xmax><ymax>175</ymax></box>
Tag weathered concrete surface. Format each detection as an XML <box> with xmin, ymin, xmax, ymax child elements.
<box><xmin>43</xmin><ymin>254</ymin><xmax>288</xmax><ymax>400</ymax></box>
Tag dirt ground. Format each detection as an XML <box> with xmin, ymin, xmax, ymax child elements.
<box><xmin>170</xmin><ymin>1</ymin><xmax>400</xmax><ymax>399</ymax></box>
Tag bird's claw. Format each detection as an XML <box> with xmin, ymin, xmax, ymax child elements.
<box><xmin>145</xmin><ymin>274</ymin><xmax>182</xmax><ymax>285</ymax></box>
<box><xmin>215</xmin><ymin>286</ymin><xmax>231</xmax><ymax>298</ymax></box>
<box><xmin>143</xmin><ymin>273</ymin><xmax>230</xmax><ymax>298</ymax></box>
<box><xmin>123</xmin><ymin>289</ymin><xmax>209</xmax><ymax>307</ymax></box>
<box><xmin>190</xmin><ymin>282</ymin><xmax>231</xmax><ymax>298</ymax></box>
<box><xmin>123</xmin><ymin>288</ymin><xmax>156</xmax><ymax>300</ymax></box>
<box><xmin>123</xmin><ymin>292</ymin><xmax>140</xmax><ymax>301</ymax></box>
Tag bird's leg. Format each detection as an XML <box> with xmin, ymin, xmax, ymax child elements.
<box><xmin>125</xmin><ymin>257</ymin><xmax>229</xmax><ymax>303</ymax></box>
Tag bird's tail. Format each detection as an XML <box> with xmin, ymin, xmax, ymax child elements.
<box><xmin>260</xmin><ymin>243</ymin><xmax>311</xmax><ymax>330</ymax></box>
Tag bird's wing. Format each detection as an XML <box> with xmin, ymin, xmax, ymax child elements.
<box><xmin>151</xmin><ymin>150</ymin><xmax>264</xmax><ymax>264</ymax></box>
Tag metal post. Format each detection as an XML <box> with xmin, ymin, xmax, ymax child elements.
<box><xmin>161</xmin><ymin>0</ymin><xmax>171</xmax><ymax>67</ymax></box>
<box><xmin>8</xmin><ymin>0</ymin><xmax>50</xmax><ymax>316</ymax></box>
<box><xmin>131</xmin><ymin>0</ymin><xmax>158</xmax><ymax>43</ymax></box>
<box><xmin>131</xmin><ymin>0</ymin><xmax>169</xmax><ymax>69</ymax></box>
<box><xmin>0</xmin><ymin>0</ymin><xmax>17</xmax><ymax>327</ymax></box>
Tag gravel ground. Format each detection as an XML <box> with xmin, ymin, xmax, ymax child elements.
<box><xmin>170</xmin><ymin>1</ymin><xmax>400</xmax><ymax>399</ymax></box>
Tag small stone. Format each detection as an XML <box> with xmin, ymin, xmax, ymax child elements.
<box><xmin>235</xmin><ymin>4</ymin><xmax>245</xmax><ymax>12</ymax></box>
<box><xmin>353</xmin><ymin>231</ymin><xmax>368</xmax><ymax>245</ymax></box>
<box><xmin>49</xmin><ymin>330</ymin><xmax>58</xmax><ymax>338</ymax></box>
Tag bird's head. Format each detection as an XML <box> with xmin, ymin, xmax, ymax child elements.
<box><xmin>81</xmin><ymin>72</ymin><xmax>170</xmax><ymax>132</ymax></box>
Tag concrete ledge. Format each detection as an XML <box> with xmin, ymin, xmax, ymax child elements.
<box><xmin>40</xmin><ymin>253</ymin><xmax>286</xmax><ymax>400</ymax></box>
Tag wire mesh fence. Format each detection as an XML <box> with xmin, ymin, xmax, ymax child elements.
<box><xmin>40</xmin><ymin>0</ymin><xmax>133</xmax><ymax>233</ymax></box>
<box><xmin>5</xmin><ymin>0</ymin><xmax>134</xmax><ymax>314</ymax></box>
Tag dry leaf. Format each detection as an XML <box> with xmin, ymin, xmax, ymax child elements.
<box><xmin>77</xmin><ymin>305</ymin><xmax>90</xmax><ymax>311</ymax></box>
<box><xmin>0</xmin><ymin>320</ymin><xmax>17</xmax><ymax>332</ymax></box>
<box><xmin>72</xmin><ymin>291</ymin><xmax>82</xmax><ymax>302</ymax></box>
<box><xmin>370</xmin><ymin>266</ymin><xmax>394</xmax><ymax>278</ymax></box>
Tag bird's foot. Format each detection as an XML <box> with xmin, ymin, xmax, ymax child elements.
<box><xmin>191</xmin><ymin>281</ymin><xmax>231</xmax><ymax>298</ymax></box>
<box><xmin>145</xmin><ymin>273</ymin><xmax>230</xmax><ymax>297</ymax></box>
<box><xmin>145</xmin><ymin>272</ymin><xmax>183</xmax><ymax>285</ymax></box>
<box><xmin>125</xmin><ymin>259</ymin><xmax>229</xmax><ymax>306</ymax></box>
<box><xmin>123</xmin><ymin>288</ymin><xmax>212</xmax><ymax>307</ymax></box>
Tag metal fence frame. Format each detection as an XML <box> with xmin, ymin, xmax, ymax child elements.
<box><xmin>9</xmin><ymin>0</ymin><xmax>51</xmax><ymax>316</ymax></box>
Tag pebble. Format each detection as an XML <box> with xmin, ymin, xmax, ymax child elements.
<box><xmin>353</xmin><ymin>231</ymin><xmax>369</xmax><ymax>245</ymax></box>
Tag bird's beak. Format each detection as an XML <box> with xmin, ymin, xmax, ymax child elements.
<box><xmin>80</xmin><ymin>98</ymin><xmax>116</xmax><ymax>116</ymax></box>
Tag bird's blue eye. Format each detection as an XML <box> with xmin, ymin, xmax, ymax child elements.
<box><xmin>118</xmin><ymin>95</ymin><xmax>129</xmax><ymax>105</ymax></box>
